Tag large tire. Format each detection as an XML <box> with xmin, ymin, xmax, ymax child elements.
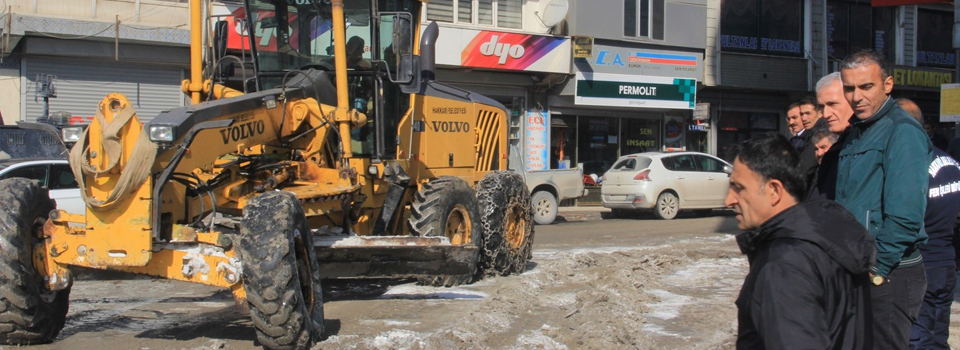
<box><xmin>240</xmin><ymin>191</ymin><xmax>324</xmax><ymax>350</ymax></box>
<box><xmin>531</xmin><ymin>190</ymin><xmax>558</xmax><ymax>225</ymax></box>
<box><xmin>0</xmin><ymin>178</ymin><xmax>70</xmax><ymax>345</ymax></box>
<box><xmin>476</xmin><ymin>171</ymin><xmax>534</xmax><ymax>277</ymax></box>
<box><xmin>409</xmin><ymin>177</ymin><xmax>481</xmax><ymax>287</ymax></box>
<box><xmin>653</xmin><ymin>191</ymin><xmax>679</xmax><ymax>220</ymax></box>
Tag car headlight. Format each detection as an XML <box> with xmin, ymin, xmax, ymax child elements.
<box><xmin>60</xmin><ymin>126</ymin><xmax>84</xmax><ymax>143</ymax></box>
<box><xmin>148</xmin><ymin>125</ymin><xmax>175</xmax><ymax>142</ymax></box>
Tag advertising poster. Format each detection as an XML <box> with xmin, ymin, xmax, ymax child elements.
<box><xmin>663</xmin><ymin>115</ymin><xmax>686</xmax><ymax>151</ymax></box>
<box><xmin>525</xmin><ymin>110</ymin><xmax>549</xmax><ymax>171</ymax></box>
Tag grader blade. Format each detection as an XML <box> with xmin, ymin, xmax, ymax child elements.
<box><xmin>313</xmin><ymin>236</ymin><xmax>478</xmax><ymax>279</ymax></box>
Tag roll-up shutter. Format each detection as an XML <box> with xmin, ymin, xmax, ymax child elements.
<box><xmin>23</xmin><ymin>56</ymin><xmax>184</xmax><ymax>124</ymax></box>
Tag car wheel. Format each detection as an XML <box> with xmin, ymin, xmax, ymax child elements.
<box><xmin>531</xmin><ymin>191</ymin><xmax>558</xmax><ymax>225</ymax></box>
<box><xmin>653</xmin><ymin>192</ymin><xmax>679</xmax><ymax>220</ymax></box>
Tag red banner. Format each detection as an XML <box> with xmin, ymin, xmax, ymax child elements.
<box><xmin>872</xmin><ymin>0</ymin><xmax>949</xmax><ymax>6</ymax></box>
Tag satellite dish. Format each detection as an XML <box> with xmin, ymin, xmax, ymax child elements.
<box><xmin>540</xmin><ymin>0</ymin><xmax>569</xmax><ymax>27</ymax></box>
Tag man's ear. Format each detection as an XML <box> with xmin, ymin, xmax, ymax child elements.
<box><xmin>883</xmin><ymin>75</ymin><xmax>894</xmax><ymax>94</ymax></box>
<box><xmin>766</xmin><ymin>179</ymin><xmax>787</xmax><ymax>206</ymax></box>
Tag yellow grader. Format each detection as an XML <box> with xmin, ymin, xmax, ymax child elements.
<box><xmin>0</xmin><ymin>0</ymin><xmax>534</xmax><ymax>348</ymax></box>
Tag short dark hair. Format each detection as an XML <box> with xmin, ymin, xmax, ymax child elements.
<box><xmin>786</xmin><ymin>102</ymin><xmax>803</xmax><ymax>114</ymax></box>
<box><xmin>799</xmin><ymin>95</ymin><xmax>820</xmax><ymax>112</ymax></box>
<box><xmin>840</xmin><ymin>49</ymin><xmax>891</xmax><ymax>80</ymax></box>
<box><xmin>728</xmin><ymin>133</ymin><xmax>807</xmax><ymax>201</ymax></box>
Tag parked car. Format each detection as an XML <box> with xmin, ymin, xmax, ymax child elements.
<box><xmin>600</xmin><ymin>152</ymin><xmax>732</xmax><ymax>219</ymax></box>
<box><xmin>0</xmin><ymin>159</ymin><xmax>83</xmax><ymax>215</ymax></box>
<box><xmin>0</xmin><ymin>123</ymin><xmax>83</xmax><ymax>215</ymax></box>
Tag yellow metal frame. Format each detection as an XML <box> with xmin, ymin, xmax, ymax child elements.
<box><xmin>37</xmin><ymin>0</ymin><xmax>506</xmax><ymax>298</ymax></box>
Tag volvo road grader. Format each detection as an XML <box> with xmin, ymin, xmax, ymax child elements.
<box><xmin>0</xmin><ymin>0</ymin><xmax>534</xmax><ymax>348</ymax></box>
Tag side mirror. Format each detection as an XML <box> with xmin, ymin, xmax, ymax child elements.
<box><xmin>213</xmin><ymin>20</ymin><xmax>233</xmax><ymax>80</ymax></box>
<box><xmin>723</xmin><ymin>165</ymin><xmax>733</xmax><ymax>174</ymax></box>
<box><xmin>382</xmin><ymin>12</ymin><xmax>413</xmax><ymax>78</ymax></box>
<box><xmin>397</xmin><ymin>54</ymin><xmax>420</xmax><ymax>93</ymax></box>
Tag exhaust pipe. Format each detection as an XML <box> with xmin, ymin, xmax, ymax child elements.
<box><xmin>419</xmin><ymin>21</ymin><xmax>439</xmax><ymax>82</ymax></box>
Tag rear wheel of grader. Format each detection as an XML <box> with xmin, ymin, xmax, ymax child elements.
<box><xmin>476</xmin><ymin>171</ymin><xmax>534</xmax><ymax>277</ymax></box>
<box><xmin>409</xmin><ymin>177</ymin><xmax>481</xmax><ymax>287</ymax></box>
<box><xmin>0</xmin><ymin>178</ymin><xmax>70</xmax><ymax>345</ymax></box>
<box><xmin>239</xmin><ymin>191</ymin><xmax>324</xmax><ymax>350</ymax></box>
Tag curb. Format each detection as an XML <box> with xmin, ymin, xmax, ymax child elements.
<box><xmin>556</xmin><ymin>209</ymin><xmax>607</xmax><ymax>222</ymax></box>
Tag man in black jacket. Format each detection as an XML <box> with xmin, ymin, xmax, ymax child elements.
<box><xmin>796</xmin><ymin>96</ymin><xmax>827</xmax><ymax>187</ymax></box>
<box><xmin>726</xmin><ymin>134</ymin><xmax>876</xmax><ymax>350</ymax></box>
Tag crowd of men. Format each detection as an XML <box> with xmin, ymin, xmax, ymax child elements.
<box><xmin>729</xmin><ymin>49</ymin><xmax>960</xmax><ymax>350</ymax></box>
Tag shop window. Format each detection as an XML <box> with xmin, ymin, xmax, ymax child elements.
<box><xmin>916</xmin><ymin>9</ymin><xmax>955</xmax><ymax>68</ymax></box>
<box><xmin>552</xmin><ymin>116</ymin><xmax>577</xmax><ymax>170</ymax></box>
<box><xmin>717</xmin><ymin>111</ymin><xmax>780</xmax><ymax>161</ymax></box>
<box><xmin>623</xmin><ymin>0</ymin><xmax>664</xmax><ymax>40</ymax></box>
<box><xmin>425</xmin><ymin>0</ymin><xmax>522</xmax><ymax>29</ymax></box>
<box><xmin>620</xmin><ymin>118</ymin><xmax>660</xmax><ymax>155</ymax></box>
<box><xmin>579</xmin><ymin>117</ymin><xmax>619</xmax><ymax>178</ymax></box>
<box><xmin>720</xmin><ymin>0</ymin><xmax>803</xmax><ymax>57</ymax></box>
<box><xmin>826</xmin><ymin>1</ymin><xmax>897</xmax><ymax>62</ymax></box>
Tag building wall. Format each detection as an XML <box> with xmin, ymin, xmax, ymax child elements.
<box><xmin>810</xmin><ymin>0</ymin><xmax>826</xmax><ymax>81</ymax></box>
<box><xmin>567</xmin><ymin>0</ymin><xmax>707</xmax><ymax>50</ymax></box>
<box><xmin>3</xmin><ymin>0</ymin><xmax>188</xmax><ymax>26</ymax></box>
<box><xmin>719</xmin><ymin>54</ymin><xmax>809</xmax><ymax>92</ymax></box>
<box><xmin>704</xmin><ymin>0</ymin><xmax>719</xmax><ymax>86</ymax></box>
<box><xmin>0</xmin><ymin>56</ymin><xmax>22</xmax><ymax>124</ymax></box>
<box><xmin>902</xmin><ymin>5</ymin><xmax>916</xmax><ymax>66</ymax></box>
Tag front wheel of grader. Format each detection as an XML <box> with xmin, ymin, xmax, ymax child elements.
<box><xmin>0</xmin><ymin>178</ymin><xmax>71</xmax><ymax>345</ymax></box>
<box><xmin>476</xmin><ymin>171</ymin><xmax>534</xmax><ymax>277</ymax></box>
<box><xmin>239</xmin><ymin>191</ymin><xmax>324</xmax><ymax>350</ymax></box>
<box><xmin>408</xmin><ymin>176</ymin><xmax>482</xmax><ymax>287</ymax></box>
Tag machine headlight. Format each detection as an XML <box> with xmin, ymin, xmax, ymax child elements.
<box><xmin>60</xmin><ymin>126</ymin><xmax>83</xmax><ymax>143</ymax></box>
<box><xmin>148</xmin><ymin>125</ymin><xmax>175</xmax><ymax>142</ymax></box>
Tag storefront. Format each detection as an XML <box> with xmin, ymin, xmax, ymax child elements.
<box><xmin>428</xmin><ymin>24</ymin><xmax>572</xmax><ymax>171</ymax></box>
<box><xmin>551</xmin><ymin>42</ymin><xmax>704</xmax><ymax>178</ymax></box>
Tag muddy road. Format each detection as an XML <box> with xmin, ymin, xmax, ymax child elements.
<box><xmin>25</xmin><ymin>211</ymin><xmax>960</xmax><ymax>350</ymax></box>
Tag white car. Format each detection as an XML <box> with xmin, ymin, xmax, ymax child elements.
<box><xmin>601</xmin><ymin>152</ymin><xmax>732</xmax><ymax>220</ymax></box>
<box><xmin>0</xmin><ymin>158</ymin><xmax>84</xmax><ymax>215</ymax></box>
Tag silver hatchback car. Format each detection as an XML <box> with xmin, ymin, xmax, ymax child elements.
<box><xmin>601</xmin><ymin>152</ymin><xmax>732</xmax><ymax>219</ymax></box>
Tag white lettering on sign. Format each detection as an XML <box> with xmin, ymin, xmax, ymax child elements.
<box><xmin>480</xmin><ymin>35</ymin><xmax>525</xmax><ymax>65</ymax></box>
<box><xmin>619</xmin><ymin>85</ymin><xmax>658</xmax><ymax>96</ymax></box>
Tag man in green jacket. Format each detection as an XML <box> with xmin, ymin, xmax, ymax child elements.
<box><xmin>836</xmin><ymin>49</ymin><xmax>931</xmax><ymax>350</ymax></box>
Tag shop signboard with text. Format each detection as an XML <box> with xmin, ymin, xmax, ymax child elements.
<box><xmin>525</xmin><ymin>110</ymin><xmax>550</xmax><ymax>171</ymax></box>
<box><xmin>574</xmin><ymin>44</ymin><xmax>703</xmax><ymax>81</ymax></box>
<box><xmin>430</xmin><ymin>26</ymin><xmax>571</xmax><ymax>74</ymax></box>
<box><xmin>574</xmin><ymin>72</ymin><xmax>697</xmax><ymax>109</ymax></box>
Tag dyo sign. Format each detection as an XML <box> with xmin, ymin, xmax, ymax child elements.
<box><xmin>480</xmin><ymin>35</ymin><xmax>525</xmax><ymax>65</ymax></box>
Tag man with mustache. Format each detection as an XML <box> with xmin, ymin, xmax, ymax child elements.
<box><xmin>835</xmin><ymin>49</ymin><xmax>931</xmax><ymax>350</ymax></box>
<box><xmin>786</xmin><ymin>103</ymin><xmax>806</xmax><ymax>153</ymax></box>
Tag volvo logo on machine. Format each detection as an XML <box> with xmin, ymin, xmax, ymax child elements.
<box><xmin>431</xmin><ymin>121</ymin><xmax>471</xmax><ymax>133</ymax></box>
<box><xmin>221</xmin><ymin>120</ymin><xmax>266</xmax><ymax>144</ymax></box>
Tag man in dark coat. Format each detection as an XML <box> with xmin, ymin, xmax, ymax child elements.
<box><xmin>900</xmin><ymin>98</ymin><xmax>960</xmax><ymax>350</ymax></box>
<box><xmin>796</xmin><ymin>96</ymin><xmax>827</xmax><ymax>187</ymax></box>
<box><xmin>726</xmin><ymin>133</ymin><xmax>876</xmax><ymax>350</ymax></box>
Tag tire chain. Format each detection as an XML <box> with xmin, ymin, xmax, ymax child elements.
<box><xmin>476</xmin><ymin>171</ymin><xmax>533</xmax><ymax>277</ymax></box>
